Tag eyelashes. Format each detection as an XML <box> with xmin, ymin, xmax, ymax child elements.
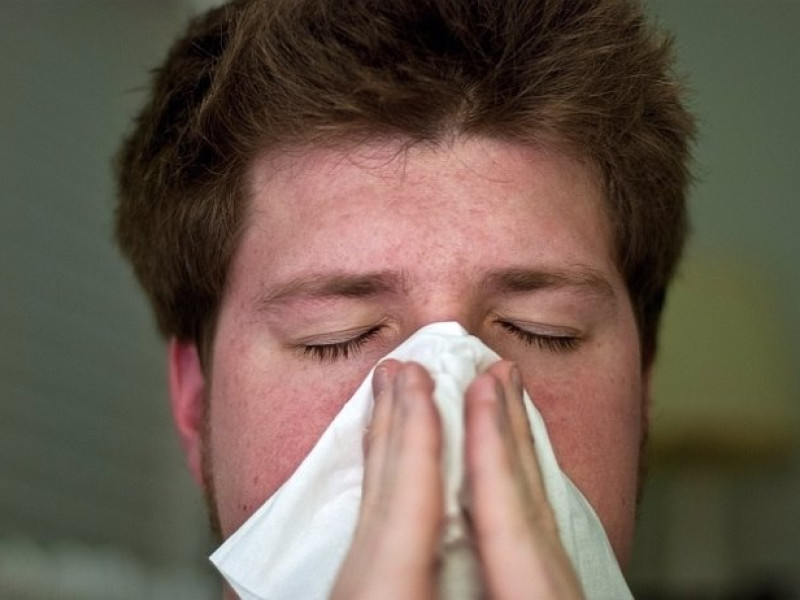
<box><xmin>301</xmin><ymin>326</ymin><xmax>383</xmax><ymax>363</ymax></box>
<box><xmin>497</xmin><ymin>320</ymin><xmax>579</xmax><ymax>354</ymax></box>
<box><xmin>300</xmin><ymin>321</ymin><xmax>580</xmax><ymax>363</ymax></box>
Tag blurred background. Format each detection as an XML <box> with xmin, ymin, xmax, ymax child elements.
<box><xmin>1</xmin><ymin>1</ymin><xmax>797</xmax><ymax>598</ymax></box>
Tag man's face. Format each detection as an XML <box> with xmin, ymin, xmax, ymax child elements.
<box><xmin>183</xmin><ymin>137</ymin><xmax>645</xmax><ymax>564</ymax></box>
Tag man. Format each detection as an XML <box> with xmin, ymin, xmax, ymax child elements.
<box><xmin>115</xmin><ymin>0</ymin><xmax>693</xmax><ymax>596</ymax></box>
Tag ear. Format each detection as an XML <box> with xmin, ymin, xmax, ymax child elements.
<box><xmin>168</xmin><ymin>338</ymin><xmax>207</xmax><ymax>487</ymax></box>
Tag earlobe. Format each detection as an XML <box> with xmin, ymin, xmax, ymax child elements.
<box><xmin>168</xmin><ymin>338</ymin><xmax>207</xmax><ymax>487</ymax></box>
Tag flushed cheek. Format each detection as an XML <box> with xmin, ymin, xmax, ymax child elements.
<box><xmin>523</xmin><ymin>371</ymin><xmax>642</xmax><ymax>557</ymax></box>
<box><xmin>208</xmin><ymin>358</ymin><xmax>366</xmax><ymax>536</ymax></box>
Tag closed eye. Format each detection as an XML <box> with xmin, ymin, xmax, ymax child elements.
<box><xmin>498</xmin><ymin>320</ymin><xmax>580</xmax><ymax>353</ymax></box>
<box><xmin>301</xmin><ymin>326</ymin><xmax>383</xmax><ymax>362</ymax></box>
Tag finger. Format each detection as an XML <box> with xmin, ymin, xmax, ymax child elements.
<box><xmin>360</xmin><ymin>361</ymin><xmax>443</xmax><ymax>554</ymax></box>
<box><xmin>360</xmin><ymin>359</ymin><xmax>404</xmax><ymax>513</ymax></box>
<box><xmin>486</xmin><ymin>362</ymin><xmax>531</xmax><ymax>455</ymax></box>
<box><xmin>334</xmin><ymin>361</ymin><xmax>442</xmax><ymax>599</ymax></box>
<box><xmin>380</xmin><ymin>362</ymin><xmax>443</xmax><ymax>557</ymax></box>
<box><xmin>465</xmin><ymin>371</ymin><xmax>529</xmax><ymax>542</ymax></box>
<box><xmin>485</xmin><ymin>361</ymin><xmax>553</xmax><ymax>524</ymax></box>
<box><xmin>465</xmin><ymin>366</ymin><xmax>583</xmax><ymax>599</ymax></box>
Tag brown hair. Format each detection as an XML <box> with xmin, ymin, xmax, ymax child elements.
<box><xmin>115</xmin><ymin>0</ymin><xmax>694</xmax><ymax>366</ymax></box>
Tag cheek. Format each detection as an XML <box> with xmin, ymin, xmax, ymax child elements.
<box><xmin>208</xmin><ymin>350</ymin><xmax>369</xmax><ymax>536</ymax></box>
<box><xmin>522</xmin><ymin>361</ymin><xmax>643</xmax><ymax>561</ymax></box>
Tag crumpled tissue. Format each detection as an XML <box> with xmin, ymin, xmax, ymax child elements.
<box><xmin>210</xmin><ymin>321</ymin><xmax>632</xmax><ymax>599</ymax></box>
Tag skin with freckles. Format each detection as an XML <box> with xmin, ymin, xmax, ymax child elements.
<box><xmin>168</xmin><ymin>136</ymin><xmax>647</xmax><ymax>592</ymax></box>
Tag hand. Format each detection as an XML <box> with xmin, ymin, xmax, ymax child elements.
<box><xmin>465</xmin><ymin>361</ymin><xmax>583</xmax><ymax>599</ymax></box>
<box><xmin>331</xmin><ymin>359</ymin><xmax>584</xmax><ymax>599</ymax></box>
<box><xmin>331</xmin><ymin>360</ymin><xmax>443</xmax><ymax>600</ymax></box>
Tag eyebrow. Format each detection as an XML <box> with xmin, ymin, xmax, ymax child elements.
<box><xmin>480</xmin><ymin>266</ymin><xmax>616</xmax><ymax>300</ymax></box>
<box><xmin>256</xmin><ymin>265</ymin><xmax>616</xmax><ymax>313</ymax></box>
<box><xmin>256</xmin><ymin>271</ymin><xmax>407</xmax><ymax>312</ymax></box>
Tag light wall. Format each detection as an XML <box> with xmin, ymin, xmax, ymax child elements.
<box><xmin>1</xmin><ymin>2</ymin><xmax>216</xmax><ymax>597</ymax></box>
<box><xmin>630</xmin><ymin>0</ymin><xmax>800</xmax><ymax>595</ymax></box>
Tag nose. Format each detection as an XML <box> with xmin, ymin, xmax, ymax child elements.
<box><xmin>405</xmin><ymin>293</ymin><xmax>484</xmax><ymax>338</ymax></box>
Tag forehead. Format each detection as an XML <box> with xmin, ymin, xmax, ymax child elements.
<box><xmin>239</xmin><ymin>136</ymin><xmax>618</xmax><ymax>291</ymax></box>
<box><xmin>250</xmin><ymin>136</ymin><xmax>604</xmax><ymax>218</ymax></box>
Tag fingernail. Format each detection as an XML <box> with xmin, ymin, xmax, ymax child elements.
<box><xmin>510</xmin><ymin>364</ymin><xmax>522</xmax><ymax>393</ymax></box>
<box><xmin>372</xmin><ymin>364</ymin><xmax>389</xmax><ymax>397</ymax></box>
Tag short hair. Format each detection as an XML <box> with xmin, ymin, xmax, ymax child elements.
<box><xmin>115</xmin><ymin>0</ymin><xmax>694</xmax><ymax>367</ymax></box>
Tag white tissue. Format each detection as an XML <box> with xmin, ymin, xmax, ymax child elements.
<box><xmin>210</xmin><ymin>321</ymin><xmax>632</xmax><ymax>599</ymax></box>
